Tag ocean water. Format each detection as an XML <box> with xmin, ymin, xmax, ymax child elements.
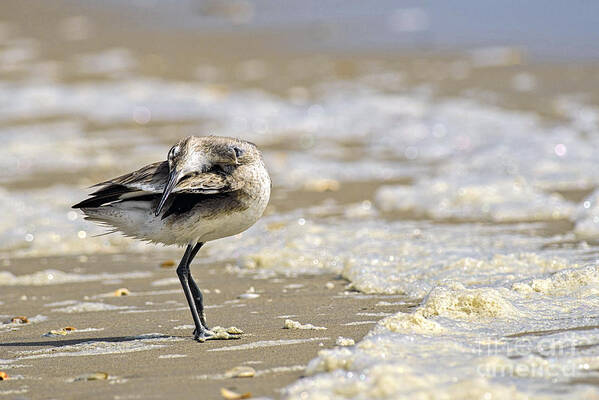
<box><xmin>2</xmin><ymin>1</ymin><xmax>599</xmax><ymax>398</ymax></box>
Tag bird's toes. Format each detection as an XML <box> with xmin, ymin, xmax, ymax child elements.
<box><xmin>193</xmin><ymin>328</ymin><xmax>214</xmax><ymax>342</ymax></box>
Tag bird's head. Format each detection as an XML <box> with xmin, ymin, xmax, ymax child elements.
<box><xmin>156</xmin><ymin>136</ymin><xmax>258</xmax><ymax>216</ymax></box>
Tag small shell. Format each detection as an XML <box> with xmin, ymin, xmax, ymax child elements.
<box><xmin>225</xmin><ymin>366</ymin><xmax>255</xmax><ymax>378</ymax></box>
<box><xmin>220</xmin><ymin>388</ymin><xmax>251</xmax><ymax>400</ymax></box>
<box><xmin>73</xmin><ymin>372</ymin><xmax>109</xmax><ymax>381</ymax></box>
<box><xmin>11</xmin><ymin>316</ymin><xmax>28</xmax><ymax>324</ymax></box>
<box><xmin>64</xmin><ymin>326</ymin><xmax>77</xmax><ymax>331</ymax></box>
<box><xmin>160</xmin><ymin>260</ymin><xmax>176</xmax><ymax>268</ymax></box>
<box><xmin>0</xmin><ymin>371</ymin><xmax>8</xmax><ymax>380</ymax></box>
<box><xmin>114</xmin><ymin>288</ymin><xmax>130</xmax><ymax>296</ymax></box>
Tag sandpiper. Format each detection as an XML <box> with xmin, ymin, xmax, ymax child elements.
<box><xmin>73</xmin><ymin>136</ymin><xmax>271</xmax><ymax>341</ymax></box>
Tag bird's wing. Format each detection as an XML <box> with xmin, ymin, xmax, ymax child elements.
<box><xmin>173</xmin><ymin>172</ymin><xmax>243</xmax><ymax>194</ymax></box>
<box><xmin>73</xmin><ymin>161</ymin><xmax>242</xmax><ymax>209</ymax></box>
<box><xmin>98</xmin><ymin>161</ymin><xmax>242</xmax><ymax>194</ymax></box>
<box><xmin>98</xmin><ymin>161</ymin><xmax>169</xmax><ymax>193</ymax></box>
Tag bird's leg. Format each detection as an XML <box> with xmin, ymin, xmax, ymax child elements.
<box><xmin>186</xmin><ymin>242</ymin><xmax>209</xmax><ymax>331</ymax></box>
<box><xmin>177</xmin><ymin>244</ymin><xmax>211</xmax><ymax>341</ymax></box>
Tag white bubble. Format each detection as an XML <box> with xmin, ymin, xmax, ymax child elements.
<box><xmin>554</xmin><ymin>143</ymin><xmax>567</xmax><ymax>157</ymax></box>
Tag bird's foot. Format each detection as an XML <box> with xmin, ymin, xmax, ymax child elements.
<box><xmin>194</xmin><ymin>326</ymin><xmax>243</xmax><ymax>341</ymax></box>
<box><xmin>193</xmin><ymin>324</ymin><xmax>211</xmax><ymax>336</ymax></box>
<box><xmin>193</xmin><ymin>327</ymin><xmax>214</xmax><ymax>342</ymax></box>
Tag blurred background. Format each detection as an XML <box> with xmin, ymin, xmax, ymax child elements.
<box><xmin>2</xmin><ymin>0</ymin><xmax>599</xmax><ymax>257</ymax></box>
<box><xmin>3</xmin><ymin>2</ymin><xmax>599</xmax><ymax>397</ymax></box>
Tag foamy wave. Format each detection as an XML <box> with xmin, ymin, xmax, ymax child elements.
<box><xmin>286</xmin><ymin>264</ymin><xmax>599</xmax><ymax>399</ymax></box>
<box><xmin>376</xmin><ymin>178</ymin><xmax>575</xmax><ymax>222</ymax></box>
<box><xmin>225</xmin><ymin>212</ymin><xmax>578</xmax><ymax>297</ymax></box>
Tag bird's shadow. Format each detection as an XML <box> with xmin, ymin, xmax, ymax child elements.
<box><xmin>0</xmin><ymin>334</ymin><xmax>177</xmax><ymax>348</ymax></box>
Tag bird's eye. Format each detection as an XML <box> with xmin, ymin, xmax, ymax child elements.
<box><xmin>169</xmin><ymin>146</ymin><xmax>180</xmax><ymax>160</ymax></box>
<box><xmin>233</xmin><ymin>146</ymin><xmax>244</xmax><ymax>158</ymax></box>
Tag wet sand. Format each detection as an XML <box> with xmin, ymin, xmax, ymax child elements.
<box><xmin>2</xmin><ymin>0</ymin><xmax>599</xmax><ymax>398</ymax></box>
<box><xmin>0</xmin><ymin>253</ymin><xmax>408</xmax><ymax>399</ymax></box>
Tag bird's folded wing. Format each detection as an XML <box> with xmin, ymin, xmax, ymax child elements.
<box><xmin>173</xmin><ymin>172</ymin><xmax>243</xmax><ymax>194</ymax></box>
<box><xmin>73</xmin><ymin>161</ymin><xmax>242</xmax><ymax>209</ymax></box>
<box><xmin>98</xmin><ymin>161</ymin><xmax>241</xmax><ymax>194</ymax></box>
<box><xmin>95</xmin><ymin>161</ymin><xmax>169</xmax><ymax>193</ymax></box>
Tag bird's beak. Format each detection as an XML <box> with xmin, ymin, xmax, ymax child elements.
<box><xmin>229</xmin><ymin>153</ymin><xmax>239</xmax><ymax>166</ymax></box>
<box><xmin>229</xmin><ymin>149</ymin><xmax>239</xmax><ymax>165</ymax></box>
<box><xmin>155</xmin><ymin>168</ymin><xmax>180</xmax><ymax>216</ymax></box>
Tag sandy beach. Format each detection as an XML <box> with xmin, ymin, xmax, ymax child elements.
<box><xmin>2</xmin><ymin>1</ymin><xmax>599</xmax><ymax>398</ymax></box>
<box><xmin>1</xmin><ymin>254</ymin><xmax>407</xmax><ymax>399</ymax></box>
